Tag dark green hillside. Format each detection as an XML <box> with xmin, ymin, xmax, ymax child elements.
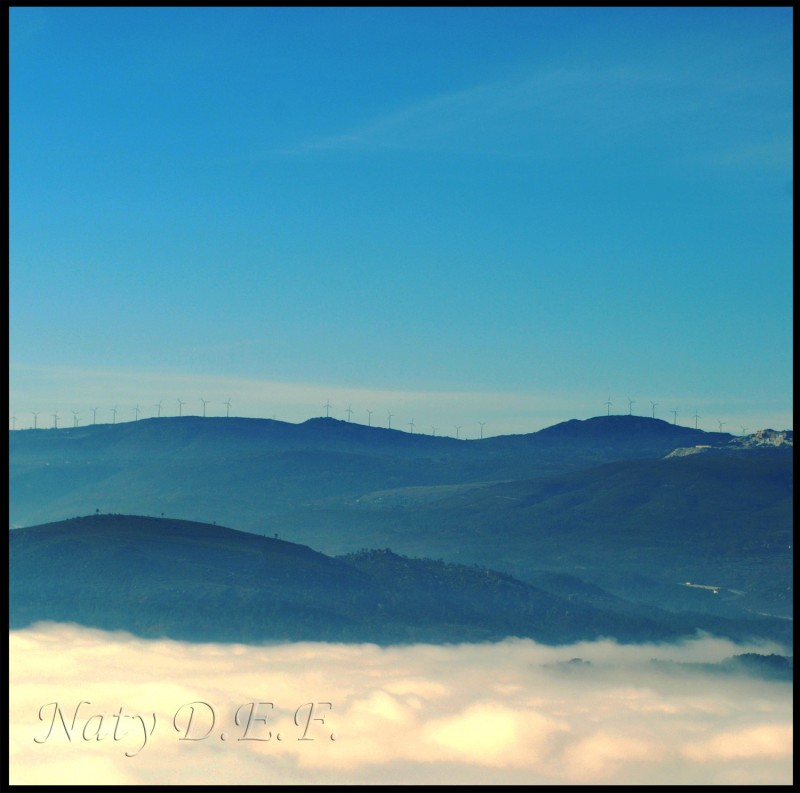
<box><xmin>12</xmin><ymin>515</ymin><xmax>788</xmax><ymax>646</ymax></box>
<box><xmin>9</xmin><ymin>514</ymin><xmax>383</xmax><ymax>643</ymax></box>
<box><xmin>337</xmin><ymin>548</ymin><xmax>681</xmax><ymax>643</ymax></box>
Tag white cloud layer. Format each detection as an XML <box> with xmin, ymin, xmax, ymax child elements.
<box><xmin>9</xmin><ymin>624</ymin><xmax>792</xmax><ymax>785</ymax></box>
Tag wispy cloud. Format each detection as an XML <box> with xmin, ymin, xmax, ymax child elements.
<box><xmin>10</xmin><ymin>625</ymin><xmax>792</xmax><ymax>785</ymax></box>
<box><xmin>279</xmin><ymin>45</ymin><xmax>789</xmax><ymax>174</ymax></box>
<box><xmin>281</xmin><ymin>65</ymin><xmax>669</xmax><ymax>157</ymax></box>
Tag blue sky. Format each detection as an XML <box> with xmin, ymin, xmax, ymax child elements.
<box><xmin>9</xmin><ymin>7</ymin><xmax>792</xmax><ymax>435</ymax></box>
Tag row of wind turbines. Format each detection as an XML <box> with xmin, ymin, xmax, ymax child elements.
<box><xmin>11</xmin><ymin>398</ymin><xmax>234</xmax><ymax>430</ymax></box>
<box><xmin>320</xmin><ymin>400</ymin><xmax>486</xmax><ymax>438</ymax></box>
<box><xmin>9</xmin><ymin>396</ymin><xmax>745</xmax><ymax>437</ymax></box>
<box><xmin>604</xmin><ymin>396</ymin><xmax>743</xmax><ymax>435</ymax></box>
<box><xmin>8</xmin><ymin>398</ymin><xmax>490</xmax><ymax>439</ymax></box>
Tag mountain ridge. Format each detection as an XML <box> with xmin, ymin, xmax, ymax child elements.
<box><xmin>9</xmin><ymin>414</ymin><xmax>741</xmax><ymax>532</ymax></box>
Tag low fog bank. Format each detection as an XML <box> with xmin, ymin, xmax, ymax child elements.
<box><xmin>9</xmin><ymin>624</ymin><xmax>793</xmax><ymax>785</ymax></box>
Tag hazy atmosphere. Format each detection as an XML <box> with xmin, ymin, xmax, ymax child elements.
<box><xmin>9</xmin><ymin>7</ymin><xmax>793</xmax><ymax>434</ymax></box>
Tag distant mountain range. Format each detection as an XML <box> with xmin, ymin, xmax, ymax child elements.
<box><xmin>9</xmin><ymin>415</ymin><xmax>793</xmax><ymax>645</ymax></box>
<box><xmin>9</xmin><ymin>414</ymin><xmax>735</xmax><ymax>532</ymax></box>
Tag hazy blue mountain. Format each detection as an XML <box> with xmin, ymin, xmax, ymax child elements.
<box><xmin>9</xmin><ymin>414</ymin><xmax>731</xmax><ymax>532</ymax></box>
<box><xmin>9</xmin><ymin>515</ymin><xmax>789</xmax><ymax>647</ymax></box>
<box><xmin>269</xmin><ymin>449</ymin><xmax>793</xmax><ymax>619</ymax></box>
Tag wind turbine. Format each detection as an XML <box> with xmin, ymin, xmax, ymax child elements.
<box><xmin>72</xmin><ymin>410</ymin><xmax>80</xmax><ymax>427</ymax></box>
<box><xmin>224</xmin><ymin>398</ymin><xmax>232</xmax><ymax>418</ymax></box>
<box><xmin>133</xmin><ymin>405</ymin><xmax>140</xmax><ymax>421</ymax></box>
<box><xmin>717</xmin><ymin>420</ymin><xmax>726</xmax><ymax>433</ymax></box>
<box><xmin>52</xmin><ymin>411</ymin><xmax>59</xmax><ymax>429</ymax></box>
<box><xmin>407</xmin><ymin>418</ymin><xmax>415</xmax><ymax>434</ymax></box>
<box><xmin>605</xmin><ymin>397</ymin><xmax>612</xmax><ymax>416</ymax></box>
<box><xmin>177</xmin><ymin>399</ymin><xmax>185</xmax><ymax>417</ymax></box>
<box><xmin>154</xmin><ymin>399</ymin><xmax>163</xmax><ymax>418</ymax></box>
<box><xmin>324</xmin><ymin>401</ymin><xmax>332</xmax><ymax>418</ymax></box>
<box><xmin>627</xmin><ymin>397</ymin><xmax>635</xmax><ymax>416</ymax></box>
<box><xmin>693</xmin><ymin>410</ymin><xmax>700</xmax><ymax>430</ymax></box>
<box><xmin>740</xmin><ymin>425</ymin><xmax>748</xmax><ymax>436</ymax></box>
<box><xmin>670</xmin><ymin>409</ymin><xmax>678</xmax><ymax>425</ymax></box>
<box><xmin>91</xmin><ymin>407</ymin><xmax>99</xmax><ymax>424</ymax></box>
<box><xmin>111</xmin><ymin>406</ymin><xmax>118</xmax><ymax>424</ymax></box>
<box><xmin>10</xmin><ymin>414</ymin><xmax>16</xmax><ymax>430</ymax></box>
<box><xmin>431</xmin><ymin>426</ymin><xmax>438</xmax><ymax>436</ymax></box>
<box><xmin>366</xmin><ymin>409</ymin><xmax>373</xmax><ymax>427</ymax></box>
<box><xmin>345</xmin><ymin>404</ymin><xmax>353</xmax><ymax>422</ymax></box>
<box><xmin>650</xmin><ymin>401</ymin><xmax>658</xmax><ymax>419</ymax></box>
<box><xmin>478</xmin><ymin>421</ymin><xmax>486</xmax><ymax>439</ymax></box>
<box><xmin>454</xmin><ymin>425</ymin><xmax>462</xmax><ymax>439</ymax></box>
<box><xmin>200</xmin><ymin>398</ymin><xmax>210</xmax><ymax>417</ymax></box>
<box><xmin>31</xmin><ymin>411</ymin><xmax>40</xmax><ymax>429</ymax></box>
<box><xmin>387</xmin><ymin>411</ymin><xmax>394</xmax><ymax>429</ymax></box>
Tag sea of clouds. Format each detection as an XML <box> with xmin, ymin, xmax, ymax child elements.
<box><xmin>9</xmin><ymin>623</ymin><xmax>792</xmax><ymax>785</ymax></box>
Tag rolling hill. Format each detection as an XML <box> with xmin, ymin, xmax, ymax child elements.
<box><xmin>9</xmin><ymin>515</ymin><xmax>790</xmax><ymax>647</ymax></box>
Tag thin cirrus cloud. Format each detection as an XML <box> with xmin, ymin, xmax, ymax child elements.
<box><xmin>279</xmin><ymin>58</ymin><xmax>772</xmax><ymax>163</ymax></box>
<box><xmin>9</xmin><ymin>624</ymin><xmax>792</xmax><ymax>785</ymax></box>
<box><xmin>283</xmin><ymin>66</ymin><xmax>671</xmax><ymax>157</ymax></box>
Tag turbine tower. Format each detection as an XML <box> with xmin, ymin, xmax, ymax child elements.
<box><xmin>324</xmin><ymin>401</ymin><xmax>332</xmax><ymax>418</ymax></box>
<box><xmin>133</xmin><ymin>405</ymin><xmax>140</xmax><ymax>421</ymax></box>
<box><xmin>31</xmin><ymin>411</ymin><xmax>40</xmax><ymax>429</ymax></box>
<box><xmin>111</xmin><ymin>406</ymin><xmax>118</xmax><ymax>424</ymax></box>
<box><xmin>605</xmin><ymin>397</ymin><xmax>612</xmax><ymax>416</ymax></box>
<box><xmin>670</xmin><ymin>409</ymin><xmax>678</xmax><ymax>425</ymax></box>
<box><xmin>224</xmin><ymin>398</ymin><xmax>232</xmax><ymax>418</ymax></box>
<box><xmin>177</xmin><ymin>399</ymin><xmax>185</xmax><ymax>417</ymax></box>
<box><xmin>627</xmin><ymin>397</ymin><xmax>635</xmax><ymax>416</ymax></box>
<box><xmin>431</xmin><ymin>426</ymin><xmax>438</xmax><ymax>436</ymax></box>
<box><xmin>478</xmin><ymin>421</ymin><xmax>486</xmax><ymax>439</ymax></box>
<box><xmin>154</xmin><ymin>399</ymin><xmax>163</xmax><ymax>418</ymax></box>
<box><xmin>387</xmin><ymin>411</ymin><xmax>394</xmax><ymax>429</ymax></box>
<box><xmin>740</xmin><ymin>425</ymin><xmax>748</xmax><ymax>436</ymax></box>
<box><xmin>454</xmin><ymin>425</ymin><xmax>462</xmax><ymax>439</ymax></box>
<box><xmin>72</xmin><ymin>410</ymin><xmax>80</xmax><ymax>427</ymax></box>
<box><xmin>693</xmin><ymin>410</ymin><xmax>700</xmax><ymax>430</ymax></box>
<box><xmin>52</xmin><ymin>411</ymin><xmax>59</xmax><ymax>429</ymax></box>
<box><xmin>407</xmin><ymin>418</ymin><xmax>415</xmax><ymax>434</ymax></box>
<box><xmin>717</xmin><ymin>420</ymin><xmax>725</xmax><ymax>433</ymax></box>
<box><xmin>650</xmin><ymin>401</ymin><xmax>658</xmax><ymax>419</ymax></box>
<box><xmin>200</xmin><ymin>398</ymin><xmax>210</xmax><ymax>417</ymax></box>
<box><xmin>10</xmin><ymin>414</ymin><xmax>16</xmax><ymax>430</ymax></box>
<box><xmin>366</xmin><ymin>409</ymin><xmax>373</xmax><ymax>427</ymax></box>
<box><xmin>91</xmin><ymin>407</ymin><xmax>99</xmax><ymax>424</ymax></box>
<box><xmin>345</xmin><ymin>404</ymin><xmax>353</xmax><ymax>422</ymax></box>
